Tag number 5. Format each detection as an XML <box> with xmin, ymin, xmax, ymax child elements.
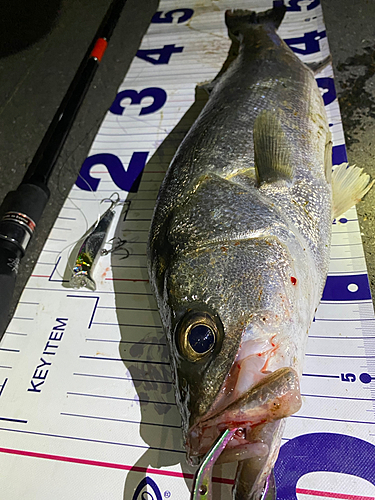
<box><xmin>341</xmin><ymin>373</ymin><xmax>356</xmax><ymax>382</ymax></box>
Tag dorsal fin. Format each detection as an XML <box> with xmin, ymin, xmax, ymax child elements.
<box><xmin>253</xmin><ymin>110</ymin><xmax>292</xmax><ymax>185</ymax></box>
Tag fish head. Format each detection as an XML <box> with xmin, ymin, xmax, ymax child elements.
<box><xmin>152</xmin><ymin>235</ymin><xmax>303</xmax><ymax>465</ymax></box>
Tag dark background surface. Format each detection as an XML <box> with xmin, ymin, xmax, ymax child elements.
<box><xmin>0</xmin><ymin>0</ymin><xmax>374</xmax><ymax>323</ymax></box>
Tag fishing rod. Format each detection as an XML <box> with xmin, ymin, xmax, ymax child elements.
<box><xmin>0</xmin><ymin>0</ymin><xmax>128</xmax><ymax>338</ymax></box>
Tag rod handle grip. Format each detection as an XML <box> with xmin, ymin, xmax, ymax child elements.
<box><xmin>0</xmin><ymin>240</ymin><xmax>22</xmax><ymax>337</ymax></box>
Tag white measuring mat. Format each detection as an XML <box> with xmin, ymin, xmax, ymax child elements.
<box><xmin>1</xmin><ymin>1</ymin><xmax>375</xmax><ymax>499</ymax></box>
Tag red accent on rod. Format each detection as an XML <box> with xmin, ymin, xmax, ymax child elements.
<box><xmin>90</xmin><ymin>38</ymin><xmax>108</xmax><ymax>61</ymax></box>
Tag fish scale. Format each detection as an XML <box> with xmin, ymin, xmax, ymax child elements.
<box><xmin>148</xmin><ymin>5</ymin><xmax>373</xmax><ymax>500</ymax></box>
<box><xmin>148</xmin><ymin>6</ymin><xmax>327</xmax><ymax>498</ymax></box>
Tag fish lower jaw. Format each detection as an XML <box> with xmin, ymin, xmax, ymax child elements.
<box><xmin>186</xmin><ymin>367</ymin><xmax>301</xmax><ymax>465</ymax></box>
<box><xmin>217</xmin><ymin>441</ymin><xmax>269</xmax><ymax>465</ymax></box>
<box><xmin>187</xmin><ymin>418</ymin><xmax>269</xmax><ymax>465</ymax></box>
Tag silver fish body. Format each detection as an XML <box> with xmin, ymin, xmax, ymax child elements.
<box><xmin>148</xmin><ymin>6</ymin><xmax>331</xmax><ymax>499</ymax></box>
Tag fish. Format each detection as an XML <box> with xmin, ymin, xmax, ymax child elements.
<box><xmin>147</xmin><ymin>5</ymin><xmax>373</xmax><ymax>500</ymax></box>
<box><xmin>69</xmin><ymin>193</ymin><xmax>127</xmax><ymax>290</ymax></box>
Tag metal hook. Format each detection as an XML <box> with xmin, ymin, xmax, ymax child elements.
<box><xmin>191</xmin><ymin>428</ymin><xmax>238</xmax><ymax>500</ymax></box>
<box><xmin>260</xmin><ymin>470</ymin><xmax>277</xmax><ymax>500</ymax></box>
<box><xmin>101</xmin><ymin>237</ymin><xmax>129</xmax><ymax>259</ymax></box>
<box><xmin>100</xmin><ymin>192</ymin><xmax>121</xmax><ymax>210</ymax></box>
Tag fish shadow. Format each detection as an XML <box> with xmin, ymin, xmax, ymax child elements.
<box><xmin>110</xmin><ymin>87</ymin><xmax>209</xmax><ymax>499</ymax></box>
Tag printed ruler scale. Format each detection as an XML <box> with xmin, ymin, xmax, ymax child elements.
<box><xmin>1</xmin><ymin>0</ymin><xmax>375</xmax><ymax>499</ymax></box>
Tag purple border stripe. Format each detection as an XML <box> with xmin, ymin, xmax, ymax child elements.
<box><xmin>322</xmin><ymin>274</ymin><xmax>372</xmax><ymax>301</ymax></box>
<box><xmin>332</xmin><ymin>144</ymin><xmax>348</xmax><ymax>165</ymax></box>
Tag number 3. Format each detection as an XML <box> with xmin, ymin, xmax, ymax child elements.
<box><xmin>109</xmin><ymin>87</ymin><xmax>167</xmax><ymax>116</ymax></box>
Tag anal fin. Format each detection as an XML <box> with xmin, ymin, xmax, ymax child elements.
<box><xmin>254</xmin><ymin>110</ymin><xmax>292</xmax><ymax>185</ymax></box>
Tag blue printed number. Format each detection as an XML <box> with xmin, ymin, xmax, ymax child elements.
<box><xmin>132</xmin><ymin>477</ymin><xmax>162</xmax><ymax>500</ymax></box>
<box><xmin>152</xmin><ymin>9</ymin><xmax>194</xmax><ymax>24</ymax></box>
<box><xmin>136</xmin><ymin>44</ymin><xmax>184</xmax><ymax>65</ymax></box>
<box><xmin>316</xmin><ymin>77</ymin><xmax>336</xmax><ymax>106</ymax></box>
<box><xmin>281</xmin><ymin>0</ymin><xmax>320</xmax><ymax>11</ymax></box>
<box><xmin>109</xmin><ymin>88</ymin><xmax>167</xmax><ymax>116</ymax></box>
<box><xmin>341</xmin><ymin>373</ymin><xmax>356</xmax><ymax>382</ymax></box>
<box><xmin>284</xmin><ymin>30</ymin><xmax>326</xmax><ymax>55</ymax></box>
<box><xmin>76</xmin><ymin>152</ymin><xmax>149</xmax><ymax>193</ymax></box>
<box><xmin>275</xmin><ymin>433</ymin><xmax>375</xmax><ymax>500</ymax></box>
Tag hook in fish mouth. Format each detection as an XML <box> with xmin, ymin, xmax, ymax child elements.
<box><xmin>260</xmin><ymin>471</ymin><xmax>277</xmax><ymax>500</ymax></box>
<box><xmin>191</xmin><ymin>428</ymin><xmax>238</xmax><ymax>500</ymax></box>
<box><xmin>186</xmin><ymin>367</ymin><xmax>301</xmax><ymax>465</ymax></box>
<box><xmin>190</xmin><ymin>428</ymin><xmax>278</xmax><ymax>500</ymax></box>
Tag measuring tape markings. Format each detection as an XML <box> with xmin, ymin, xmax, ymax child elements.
<box><xmin>0</xmin><ymin>0</ymin><xmax>375</xmax><ymax>498</ymax></box>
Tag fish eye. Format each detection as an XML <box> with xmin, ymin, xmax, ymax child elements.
<box><xmin>176</xmin><ymin>311</ymin><xmax>219</xmax><ymax>362</ymax></box>
<box><xmin>188</xmin><ymin>324</ymin><xmax>215</xmax><ymax>354</ymax></box>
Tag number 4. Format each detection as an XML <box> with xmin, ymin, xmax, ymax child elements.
<box><xmin>136</xmin><ymin>44</ymin><xmax>184</xmax><ymax>65</ymax></box>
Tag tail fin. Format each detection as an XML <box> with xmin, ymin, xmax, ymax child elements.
<box><xmin>225</xmin><ymin>5</ymin><xmax>286</xmax><ymax>38</ymax></box>
<box><xmin>332</xmin><ymin>163</ymin><xmax>374</xmax><ymax>218</ymax></box>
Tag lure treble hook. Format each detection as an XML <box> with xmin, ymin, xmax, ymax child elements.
<box><xmin>100</xmin><ymin>192</ymin><xmax>122</xmax><ymax>210</ymax></box>
<box><xmin>191</xmin><ymin>428</ymin><xmax>238</xmax><ymax>500</ymax></box>
<box><xmin>101</xmin><ymin>236</ymin><xmax>129</xmax><ymax>259</ymax></box>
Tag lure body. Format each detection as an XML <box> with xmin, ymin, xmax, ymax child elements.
<box><xmin>69</xmin><ymin>197</ymin><xmax>118</xmax><ymax>290</ymax></box>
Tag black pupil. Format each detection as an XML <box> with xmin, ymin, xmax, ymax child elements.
<box><xmin>188</xmin><ymin>325</ymin><xmax>215</xmax><ymax>354</ymax></box>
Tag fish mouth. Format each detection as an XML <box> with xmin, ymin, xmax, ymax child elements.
<box><xmin>186</xmin><ymin>367</ymin><xmax>301</xmax><ymax>465</ymax></box>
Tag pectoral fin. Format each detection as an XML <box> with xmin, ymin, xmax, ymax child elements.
<box><xmin>254</xmin><ymin>110</ymin><xmax>292</xmax><ymax>185</ymax></box>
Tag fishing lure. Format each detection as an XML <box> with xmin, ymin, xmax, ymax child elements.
<box><xmin>191</xmin><ymin>428</ymin><xmax>238</xmax><ymax>500</ymax></box>
<box><xmin>69</xmin><ymin>193</ymin><xmax>128</xmax><ymax>290</ymax></box>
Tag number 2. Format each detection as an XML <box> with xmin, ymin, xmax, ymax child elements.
<box><xmin>76</xmin><ymin>152</ymin><xmax>149</xmax><ymax>193</ymax></box>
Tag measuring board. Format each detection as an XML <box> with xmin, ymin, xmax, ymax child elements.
<box><xmin>1</xmin><ymin>1</ymin><xmax>375</xmax><ymax>498</ymax></box>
